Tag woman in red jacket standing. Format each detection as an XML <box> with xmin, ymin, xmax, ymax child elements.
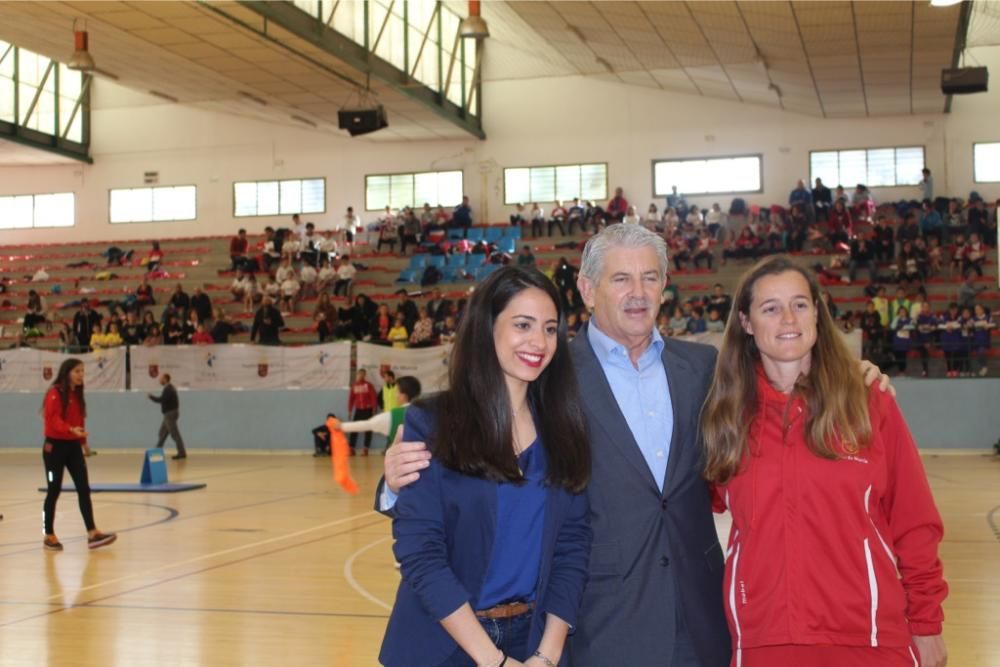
<box><xmin>42</xmin><ymin>358</ymin><xmax>117</xmax><ymax>551</ymax></box>
<box><xmin>701</xmin><ymin>256</ymin><xmax>947</xmax><ymax>667</ymax></box>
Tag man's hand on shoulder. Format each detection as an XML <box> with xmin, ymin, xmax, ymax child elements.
<box><xmin>385</xmin><ymin>432</ymin><xmax>431</xmax><ymax>494</ymax></box>
<box><xmin>859</xmin><ymin>360</ymin><xmax>895</xmax><ymax>397</ymax></box>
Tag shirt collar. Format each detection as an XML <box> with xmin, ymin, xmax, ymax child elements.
<box><xmin>587</xmin><ymin>317</ymin><xmax>664</xmax><ymax>367</ymax></box>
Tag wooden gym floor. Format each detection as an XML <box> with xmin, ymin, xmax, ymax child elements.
<box><xmin>0</xmin><ymin>450</ymin><xmax>997</xmax><ymax>667</ymax></box>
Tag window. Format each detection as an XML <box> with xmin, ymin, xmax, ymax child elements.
<box><xmin>653</xmin><ymin>155</ymin><xmax>762</xmax><ymax>197</ymax></box>
<box><xmin>503</xmin><ymin>164</ymin><xmax>608</xmax><ymax>205</ymax></box>
<box><xmin>109</xmin><ymin>185</ymin><xmax>196</xmax><ymax>224</ymax></box>
<box><xmin>233</xmin><ymin>178</ymin><xmax>325</xmax><ymax>217</ymax></box>
<box><xmin>810</xmin><ymin>146</ymin><xmax>924</xmax><ymax>188</ymax></box>
<box><xmin>365</xmin><ymin>170</ymin><xmax>463</xmax><ymax>211</ymax></box>
<box><xmin>0</xmin><ymin>192</ymin><xmax>74</xmax><ymax>230</ymax></box>
<box><xmin>973</xmin><ymin>142</ymin><xmax>1000</xmax><ymax>183</ymax></box>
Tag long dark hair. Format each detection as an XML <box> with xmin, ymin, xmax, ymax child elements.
<box><xmin>425</xmin><ymin>266</ymin><xmax>590</xmax><ymax>492</ymax></box>
<box><xmin>49</xmin><ymin>358</ymin><xmax>86</xmax><ymax>419</ymax></box>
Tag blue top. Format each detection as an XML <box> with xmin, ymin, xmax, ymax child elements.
<box><xmin>477</xmin><ymin>440</ymin><xmax>546</xmax><ymax>608</ymax></box>
<box><xmin>587</xmin><ymin>319</ymin><xmax>673</xmax><ymax>491</ymax></box>
<box><xmin>452</xmin><ymin>204</ymin><xmax>472</xmax><ymax>226</ymax></box>
<box><xmin>789</xmin><ymin>187</ymin><xmax>813</xmax><ymax>206</ymax></box>
<box><xmin>921</xmin><ymin>209</ymin><xmax>943</xmax><ymax>233</ymax></box>
<box><xmin>381</xmin><ymin>404</ymin><xmax>591</xmax><ymax>667</ymax></box>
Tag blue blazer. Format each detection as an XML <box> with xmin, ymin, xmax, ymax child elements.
<box><xmin>379</xmin><ymin>405</ymin><xmax>591</xmax><ymax>667</ymax></box>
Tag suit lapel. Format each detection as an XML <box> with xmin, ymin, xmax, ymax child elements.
<box><xmin>571</xmin><ymin>327</ymin><xmax>660</xmax><ymax>494</ymax></box>
<box><xmin>661</xmin><ymin>340</ymin><xmax>696</xmax><ymax>497</ymax></box>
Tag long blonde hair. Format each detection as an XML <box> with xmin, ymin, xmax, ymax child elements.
<box><xmin>701</xmin><ymin>256</ymin><xmax>871</xmax><ymax>484</ymax></box>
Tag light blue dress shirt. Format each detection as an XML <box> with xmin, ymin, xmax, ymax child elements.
<box><xmin>587</xmin><ymin>319</ymin><xmax>674</xmax><ymax>491</ymax></box>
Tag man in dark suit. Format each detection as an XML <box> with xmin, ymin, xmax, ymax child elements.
<box><xmin>379</xmin><ymin>224</ymin><xmax>731</xmax><ymax>666</ymax></box>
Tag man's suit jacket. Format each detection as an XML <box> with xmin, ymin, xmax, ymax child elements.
<box><xmin>567</xmin><ymin>325</ymin><xmax>731</xmax><ymax>666</ymax></box>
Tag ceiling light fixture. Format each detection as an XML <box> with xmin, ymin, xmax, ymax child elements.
<box><xmin>929</xmin><ymin>0</ymin><xmax>962</xmax><ymax>7</ymax></box>
<box><xmin>67</xmin><ymin>19</ymin><xmax>96</xmax><ymax>71</ymax></box>
<box><xmin>458</xmin><ymin>0</ymin><xmax>489</xmax><ymax>39</ymax></box>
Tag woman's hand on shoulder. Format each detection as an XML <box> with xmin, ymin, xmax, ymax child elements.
<box><xmin>859</xmin><ymin>360</ymin><xmax>894</xmax><ymax>397</ymax></box>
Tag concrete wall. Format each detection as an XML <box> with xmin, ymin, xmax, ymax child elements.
<box><xmin>1</xmin><ymin>380</ymin><xmax>997</xmax><ymax>451</ymax></box>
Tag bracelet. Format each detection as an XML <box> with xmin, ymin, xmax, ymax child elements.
<box><xmin>482</xmin><ymin>653</ymin><xmax>506</xmax><ymax>667</ymax></box>
<box><xmin>532</xmin><ymin>650</ymin><xmax>557</xmax><ymax>667</ymax></box>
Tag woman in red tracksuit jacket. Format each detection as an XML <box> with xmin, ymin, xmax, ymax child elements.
<box><xmin>41</xmin><ymin>358</ymin><xmax>117</xmax><ymax>551</ymax></box>
<box><xmin>701</xmin><ymin>256</ymin><xmax>947</xmax><ymax>667</ymax></box>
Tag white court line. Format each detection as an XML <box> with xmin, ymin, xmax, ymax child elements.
<box><xmin>47</xmin><ymin>509</ymin><xmax>378</xmax><ymax>601</ymax></box>
<box><xmin>343</xmin><ymin>536</ymin><xmax>393</xmax><ymax>611</ymax></box>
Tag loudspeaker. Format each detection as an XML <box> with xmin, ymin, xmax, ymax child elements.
<box><xmin>941</xmin><ymin>67</ymin><xmax>988</xmax><ymax>95</ymax></box>
<box><xmin>338</xmin><ymin>106</ymin><xmax>388</xmax><ymax>136</ymax></box>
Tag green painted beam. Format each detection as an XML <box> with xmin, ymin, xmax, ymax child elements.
<box><xmin>0</xmin><ymin>120</ymin><xmax>93</xmax><ymax>164</ymax></box>
<box><xmin>235</xmin><ymin>0</ymin><xmax>484</xmax><ymax>139</ymax></box>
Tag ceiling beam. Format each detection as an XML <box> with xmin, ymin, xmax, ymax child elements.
<box><xmin>234</xmin><ymin>0</ymin><xmax>485</xmax><ymax>139</ymax></box>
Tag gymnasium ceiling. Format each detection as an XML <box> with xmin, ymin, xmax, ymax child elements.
<box><xmin>0</xmin><ymin>0</ymin><xmax>985</xmax><ymax>156</ymax></box>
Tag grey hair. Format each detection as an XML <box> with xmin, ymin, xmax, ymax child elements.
<box><xmin>580</xmin><ymin>224</ymin><xmax>669</xmax><ymax>283</ymax></box>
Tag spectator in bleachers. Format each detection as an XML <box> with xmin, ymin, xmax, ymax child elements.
<box><xmin>452</xmin><ymin>195</ymin><xmax>473</xmax><ymax>237</ymax></box>
<box><xmin>897</xmin><ymin>212</ymin><xmax>921</xmax><ymax>248</ymax></box>
<box><xmin>191</xmin><ymin>323</ymin><xmax>213</xmax><ymax>345</ymax></box>
<box><xmin>890</xmin><ymin>306</ymin><xmax>914</xmax><ymax>374</ymax></box>
<box><xmin>926</xmin><ymin>236</ymin><xmax>943</xmax><ymax>278</ymax></box>
<box><xmin>548</xmin><ymin>200</ymin><xmax>568</xmax><ymax>237</ymax></box>
<box><xmin>436</xmin><ymin>313</ymin><xmax>458</xmax><ymax>343</ymax></box>
<box><xmin>959</xmin><ymin>306</ymin><xmax>976</xmax><ymax>376</ymax></box>
<box><xmin>281</xmin><ymin>230</ymin><xmax>301</xmax><ymax>260</ymax></box>
<box><xmin>663</xmin><ymin>206</ymin><xmax>680</xmax><ymax>231</ymax></box>
<box><xmin>622</xmin><ymin>205</ymin><xmax>641</xmax><ymax>226</ymax></box>
<box><xmin>692</xmin><ymin>229</ymin><xmax>714</xmax><ymax>269</ymax></box>
<box><xmin>947</xmin><ymin>232</ymin><xmax>967</xmax><ymax>278</ymax></box>
<box><xmin>913</xmin><ymin>303</ymin><xmax>937</xmax><ymax>377</ymax></box>
<box><xmin>944</xmin><ymin>199</ymin><xmax>965</xmax><ymax>240</ymax></box>
<box><xmin>667</xmin><ymin>306</ymin><xmax>688</xmax><ymax>337</ymax></box>
<box><xmin>229</xmin><ymin>229</ymin><xmax>250</xmax><ymax>272</ymax></box>
<box><xmin>409</xmin><ymin>307</ymin><xmax>436</xmax><ymax>348</ymax></box>
<box><xmin>299</xmin><ymin>261</ymin><xmax>318</xmax><ymax>299</ymax></box>
<box><xmin>314</xmin><ymin>293</ymin><xmax>339</xmax><ymax>342</ymax></box>
<box><xmin>789</xmin><ymin>179</ymin><xmax>814</xmax><ymax>223</ymax></box>
<box><xmin>762</xmin><ymin>215</ymin><xmax>784</xmax><ymax>252</ymax></box>
<box><xmin>859</xmin><ymin>301</ymin><xmax>884</xmax><ymax>361</ymax></box>
<box><xmin>919</xmin><ymin>168</ymin><xmax>934</xmax><ymax>201</ymax></box>
<box><xmin>374</xmin><ymin>303</ymin><xmax>392</xmax><ymax>343</ymax></box>
<box><xmin>510</xmin><ymin>202</ymin><xmax>526</xmax><ymax>229</ymax></box>
<box><xmin>400</xmin><ymin>209</ymin><xmax>421</xmax><ymax>255</ymax></box>
<box><xmin>120</xmin><ymin>312</ymin><xmax>143</xmax><ymax>346</ymax></box>
<box><xmin>705</xmin><ymin>202</ymin><xmax>725</xmax><ymax>239</ymax></box>
<box><xmin>972</xmin><ymin>303</ymin><xmax>994</xmax><ymax>377</ymax></box>
<box><xmin>871</xmin><ymin>215</ymin><xmax>895</xmax><ymax>265</ymax></box>
<box><xmin>275</xmin><ymin>256</ymin><xmax>295</xmax><ymax>285</ymax></box>
<box><xmin>333</xmin><ymin>257</ymin><xmax>356</xmax><ymax>298</ymax></box>
<box><xmin>890</xmin><ymin>287</ymin><xmax>912</xmax><ymax>319</ymax></box>
<box><xmin>142</xmin><ymin>323</ymin><xmax>161</xmax><ymax>346</ymax></box>
<box><xmin>386</xmin><ymin>313</ymin><xmax>410</xmax><ymax>349</ymax></box>
<box><xmin>705</xmin><ymin>308</ymin><xmax>725</xmax><ymax>333</ymax></box>
<box><xmin>375</xmin><ymin>214</ymin><xmax>397</xmax><ymax>253</ymax></box>
<box><xmin>833</xmin><ymin>184</ymin><xmax>849</xmax><ymax>205</ymax></box>
<box><xmin>514</xmin><ymin>244</ymin><xmax>536</xmax><ymax>269</ymax></box>
<box><xmin>685</xmin><ymin>204</ymin><xmax>704</xmax><ymax>230</ymax></box>
<box><xmin>316</xmin><ymin>256</ymin><xmax>336</xmax><ymax>295</ymax></box>
<box><xmin>191</xmin><ymin>287</ymin><xmax>212</xmax><ymax>325</ymax></box>
<box><xmin>568</xmin><ymin>198</ymin><xmax>587</xmax><ymax>234</ymax></box>
<box><xmin>210</xmin><ymin>307</ymin><xmax>238</xmax><ymax>343</ymax></box>
<box><xmin>847</xmin><ymin>235</ymin><xmax>874</xmax><ymax>284</ymax></box>
<box><xmin>961</xmin><ymin>232</ymin><xmax>987</xmax><ymax>278</ymax></box>
<box><xmin>345</xmin><ymin>294</ymin><xmax>375</xmax><ymax>340</ymax></box>
<box><xmin>261</xmin><ymin>227</ymin><xmax>281</xmax><ymax>271</ymax></box>
<box><xmin>872</xmin><ymin>285</ymin><xmax>890</xmax><ymax>328</ymax></box>
<box><xmin>230</xmin><ymin>269</ymin><xmax>252</xmax><ymax>305</ymax></box>
<box><xmin>958</xmin><ymin>276</ymin><xmax>986</xmax><ymax>310</ymax></box>
<box><xmin>686</xmin><ymin>306</ymin><xmax>707</xmax><ymax>334</ymax></box>
<box><xmin>145</xmin><ymin>241</ymin><xmax>164</xmax><ymax>273</ymax></box>
<box><xmin>722</xmin><ymin>225</ymin><xmax>760</xmax><ymax>265</ymax></box>
<box><xmin>163</xmin><ymin>313</ymin><xmax>184</xmax><ymax>345</ymax></box>
<box><xmin>182</xmin><ymin>310</ymin><xmax>199</xmax><ymax>344</ymax></box>
<box><xmin>812</xmin><ymin>177</ymin><xmax>832</xmax><ymax>222</ymax></box>
<box><xmin>828</xmin><ymin>199</ymin><xmax>853</xmax><ymax>247</ymax></box>
<box><xmin>251</xmin><ymin>296</ymin><xmax>284</xmax><ymax>345</ymax></box>
<box><xmin>89</xmin><ymin>321</ymin><xmax>123</xmax><ymax>349</ymax></box>
<box><xmin>529</xmin><ymin>202</ymin><xmax>545</xmax><ymax>238</ymax></box>
<box><xmin>787</xmin><ymin>204</ymin><xmax>808</xmax><ymax>252</ymax></box>
<box><xmin>169</xmin><ymin>283</ymin><xmax>190</xmax><ymax>314</ymax></box>
<box><xmin>939</xmin><ymin>303</ymin><xmax>962</xmax><ymax>377</ymax></box>
<box><xmin>298</xmin><ymin>222</ymin><xmax>319</xmax><ymax>266</ymax></box>
<box><xmin>967</xmin><ymin>197</ymin><xmax>989</xmax><ymax>243</ymax></box>
<box><xmin>72</xmin><ymin>302</ymin><xmax>101</xmax><ymax>351</ymax></box>
<box><xmin>318</xmin><ymin>229</ymin><xmax>339</xmax><ymax>263</ymax></box>
<box><xmin>851</xmin><ymin>184</ymin><xmax>875</xmax><ymax>222</ymax></box>
<box><xmin>31</xmin><ymin>266</ymin><xmax>50</xmax><ymax>283</ymax></box>
<box><xmin>607</xmin><ymin>186</ymin><xmax>629</xmax><ymax>222</ymax></box>
<box><xmin>705</xmin><ymin>284</ymin><xmax>732</xmax><ymax>322</ymax></box>
<box><xmin>342</xmin><ymin>206</ymin><xmax>361</xmax><ymax>246</ymax></box>
<box><xmin>920</xmin><ymin>199</ymin><xmax>944</xmax><ymax>244</ymax></box>
<box><xmin>278</xmin><ymin>269</ymin><xmax>300</xmax><ymax>316</ymax></box>
<box><xmin>395</xmin><ymin>290</ymin><xmax>420</xmax><ymax>331</ymax></box>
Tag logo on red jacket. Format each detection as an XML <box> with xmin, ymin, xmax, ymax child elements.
<box><xmin>148</xmin><ymin>364</ymin><xmax>159</xmax><ymax>378</ymax></box>
<box><xmin>42</xmin><ymin>366</ymin><xmax>53</xmax><ymax>381</ymax></box>
<box><xmin>257</xmin><ymin>363</ymin><xmax>269</xmax><ymax>378</ymax></box>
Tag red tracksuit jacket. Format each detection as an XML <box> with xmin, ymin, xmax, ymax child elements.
<box><xmin>713</xmin><ymin>372</ymin><xmax>946</xmax><ymax>657</ymax></box>
<box><xmin>43</xmin><ymin>387</ymin><xmax>86</xmax><ymax>443</ymax></box>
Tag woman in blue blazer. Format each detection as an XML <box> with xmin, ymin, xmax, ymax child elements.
<box><xmin>380</xmin><ymin>266</ymin><xmax>592</xmax><ymax>667</ymax></box>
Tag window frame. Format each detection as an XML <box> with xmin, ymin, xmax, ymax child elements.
<box><xmin>0</xmin><ymin>191</ymin><xmax>75</xmax><ymax>230</ymax></box>
<box><xmin>502</xmin><ymin>162</ymin><xmax>609</xmax><ymax>206</ymax></box>
<box><xmin>808</xmin><ymin>145</ymin><xmax>926</xmax><ymax>189</ymax></box>
<box><xmin>107</xmin><ymin>184</ymin><xmax>198</xmax><ymax>225</ymax></box>
<box><xmin>973</xmin><ymin>141</ymin><xmax>1000</xmax><ymax>184</ymax></box>
<box><xmin>231</xmin><ymin>177</ymin><xmax>327</xmax><ymax>218</ymax></box>
<box><xmin>364</xmin><ymin>169</ymin><xmax>465</xmax><ymax>211</ymax></box>
<box><xmin>651</xmin><ymin>154</ymin><xmax>764</xmax><ymax>198</ymax></box>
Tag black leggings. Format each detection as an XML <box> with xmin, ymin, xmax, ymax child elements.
<box><xmin>42</xmin><ymin>438</ymin><xmax>95</xmax><ymax>535</ymax></box>
<box><xmin>348</xmin><ymin>408</ymin><xmax>374</xmax><ymax>450</ymax></box>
